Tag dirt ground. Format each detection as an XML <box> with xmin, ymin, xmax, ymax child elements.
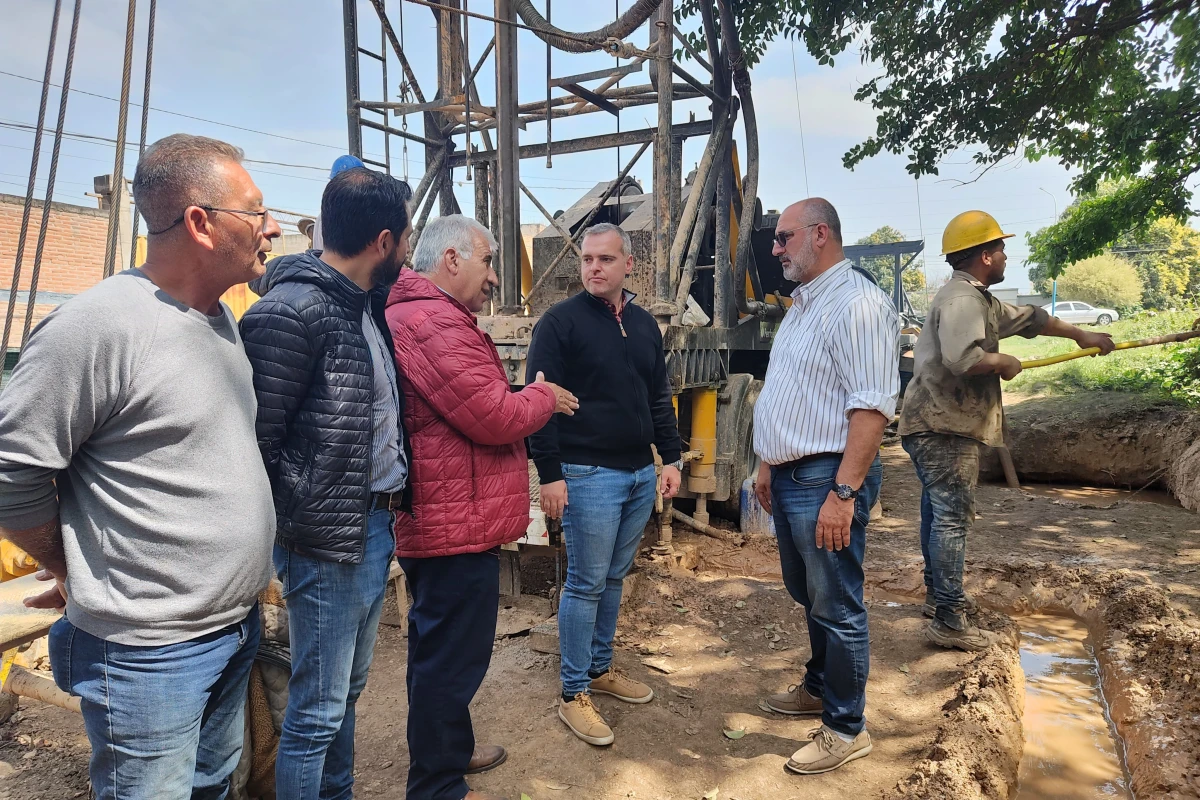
<box><xmin>2</xmin><ymin>391</ymin><xmax>1199</xmax><ymax>799</ymax></box>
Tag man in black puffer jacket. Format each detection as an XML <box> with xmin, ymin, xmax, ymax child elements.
<box><xmin>240</xmin><ymin>167</ymin><xmax>413</xmax><ymax>800</ymax></box>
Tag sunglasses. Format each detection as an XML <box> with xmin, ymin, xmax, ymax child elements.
<box><xmin>773</xmin><ymin>222</ymin><xmax>821</xmax><ymax>248</ymax></box>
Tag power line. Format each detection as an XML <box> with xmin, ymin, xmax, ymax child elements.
<box><xmin>0</xmin><ymin>69</ymin><xmax>372</xmax><ymax>156</ymax></box>
<box><xmin>789</xmin><ymin>40</ymin><xmax>810</xmax><ymax>197</ymax></box>
<box><xmin>0</xmin><ymin>120</ymin><xmax>330</xmax><ymax>178</ymax></box>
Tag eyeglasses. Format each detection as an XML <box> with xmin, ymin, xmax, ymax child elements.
<box><xmin>773</xmin><ymin>222</ymin><xmax>821</xmax><ymax>248</ymax></box>
<box><xmin>149</xmin><ymin>206</ymin><xmax>273</xmax><ymax>236</ymax></box>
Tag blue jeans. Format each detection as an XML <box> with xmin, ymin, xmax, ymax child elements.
<box><xmin>48</xmin><ymin>610</ymin><xmax>259</xmax><ymax>800</ymax></box>
<box><xmin>398</xmin><ymin>549</ymin><xmax>500</xmax><ymax>800</ymax></box>
<box><xmin>902</xmin><ymin>433</ymin><xmax>980</xmax><ymax>631</ymax></box>
<box><xmin>558</xmin><ymin>463</ymin><xmax>658</xmax><ymax>697</ymax></box>
<box><xmin>274</xmin><ymin>508</ymin><xmax>395</xmax><ymax>800</ymax></box>
<box><xmin>770</xmin><ymin>454</ymin><xmax>882</xmax><ymax>737</ymax></box>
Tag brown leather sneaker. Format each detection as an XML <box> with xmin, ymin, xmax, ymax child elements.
<box><xmin>588</xmin><ymin>667</ymin><xmax>654</xmax><ymax>704</ymax></box>
<box><xmin>785</xmin><ymin>725</ymin><xmax>873</xmax><ymax>775</ymax></box>
<box><xmin>765</xmin><ymin>683</ymin><xmax>824</xmax><ymax>716</ymax></box>
<box><xmin>559</xmin><ymin>693</ymin><xmax>615</xmax><ymax>746</ymax></box>
<box><xmin>465</xmin><ymin>743</ymin><xmax>507</xmax><ymax>774</ymax></box>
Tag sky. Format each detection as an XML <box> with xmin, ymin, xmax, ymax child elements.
<box><xmin>0</xmin><ymin>0</ymin><xmax>1082</xmax><ymax>291</ymax></box>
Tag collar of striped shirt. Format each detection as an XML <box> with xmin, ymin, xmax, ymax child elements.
<box><xmin>790</xmin><ymin>258</ymin><xmax>853</xmax><ymax>310</ymax></box>
<box><xmin>753</xmin><ymin>258</ymin><xmax>900</xmax><ymax>467</ymax></box>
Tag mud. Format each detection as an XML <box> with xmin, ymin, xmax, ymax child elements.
<box><xmin>2</xmin><ymin>390</ymin><xmax>1198</xmax><ymax>799</ymax></box>
<box><xmin>1015</xmin><ymin>615</ymin><xmax>1131</xmax><ymax>800</ymax></box>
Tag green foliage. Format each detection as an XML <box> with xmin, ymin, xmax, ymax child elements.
<box><xmin>853</xmin><ymin>226</ymin><xmax>927</xmax><ymax>295</ymax></box>
<box><xmin>679</xmin><ymin>1</ymin><xmax>1200</xmax><ymax>270</ymax></box>
<box><xmin>1028</xmin><ymin>185</ymin><xmax>1200</xmax><ymax>308</ymax></box>
<box><xmin>1114</xmin><ymin>218</ymin><xmax>1200</xmax><ymax>309</ymax></box>
<box><xmin>1001</xmin><ymin>310</ymin><xmax>1200</xmax><ymax>401</ymax></box>
<box><xmin>1053</xmin><ymin>254</ymin><xmax>1142</xmax><ymax>312</ymax></box>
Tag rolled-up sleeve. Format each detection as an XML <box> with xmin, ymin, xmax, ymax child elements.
<box><xmin>937</xmin><ymin>296</ymin><xmax>989</xmax><ymax>376</ymax></box>
<box><xmin>828</xmin><ymin>296</ymin><xmax>901</xmax><ymax>420</ymax></box>
<box><xmin>998</xmin><ymin>302</ymin><xmax>1050</xmax><ymax>339</ymax></box>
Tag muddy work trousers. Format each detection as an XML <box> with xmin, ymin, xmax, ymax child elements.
<box><xmin>902</xmin><ymin>432</ymin><xmax>981</xmax><ymax>631</ymax></box>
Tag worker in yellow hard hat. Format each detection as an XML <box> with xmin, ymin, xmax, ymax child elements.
<box><xmin>897</xmin><ymin>210</ymin><xmax>1115</xmax><ymax>651</ymax></box>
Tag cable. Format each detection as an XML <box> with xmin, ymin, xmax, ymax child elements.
<box><xmin>22</xmin><ymin>0</ymin><xmax>83</xmax><ymax>347</ymax></box>
<box><xmin>3</xmin><ymin>0</ymin><xmax>62</xmax><ymax>370</ymax></box>
<box><xmin>0</xmin><ymin>69</ymin><xmax>375</xmax><ymax>156</ymax></box>
<box><xmin>102</xmin><ymin>0</ymin><xmax>138</xmax><ymax>279</ymax></box>
<box><xmin>789</xmin><ymin>39</ymin><xmax>810</xmax><ymax>197</ymax></box>
<box><xmin>0</xmin><ymin>121</ymin><xmax>332</xmax><ymax>175</ymax></box>
<box><xmin>129</xmin><ymin>0</ymin><xmax>156</xmax><ymax>269</ymax></box>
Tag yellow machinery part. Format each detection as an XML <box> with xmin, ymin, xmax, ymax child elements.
<box><xmin>688</xmin><ymin>388</ymin><xmax>718</xmax><ymax>494</ymax></box>
<box><xmin>0</xmin><ymin>540</ymin><xmax>38</xmax><ymax>582</ymax></box>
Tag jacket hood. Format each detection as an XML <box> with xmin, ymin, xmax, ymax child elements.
<box><xmin>386</xmin><ymin>269</ymin><xmax>476</xmax><ymax>319</ymax></box>
<box><xmin>250</xmin><ymin>251</ymin><xmax>372</xmax><ymax>307</ymax></box>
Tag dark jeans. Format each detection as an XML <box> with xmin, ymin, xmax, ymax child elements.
<box><xmin>902</xmin><ymin>432</ymin><xmax>980</xmax><ymax>631</ymax></box>
<box><xmin>398</xmin><ymin>549</ymin><xmax>500</xmax><ymax>800</ymax></box>
<box><xmin>770</xmin><ymin>453</ymin><xmax>882</xmax><ymax>737</ymax></box>
<box><xmin>274</xmin><ymin>508</ymin><xmax>396</xmax><ymax>800</ymax></box>
<box><xmin>49</xmin><ymin>611</ymin><xmax>259</xmax><ymax>800</ymax></box>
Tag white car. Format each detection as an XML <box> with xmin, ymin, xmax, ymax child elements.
<box><xmin>1043</xmin><ymin>301</ymin><xmax>1119</xmax><ymax>326</ymax></box>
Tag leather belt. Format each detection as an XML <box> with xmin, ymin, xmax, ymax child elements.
<box><xmin>772</xmin><ymin>452</ymin><xmax>842</xmax><ymax>472</ymax></box>
<box><xmin>372</xmin><ymin>491</ymin><xmax>405</xmax><ymax>511</ymax></box>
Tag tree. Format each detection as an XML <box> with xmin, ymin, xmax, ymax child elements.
<box><xmin>1028</xmin><ymin>182</ymin><xmax>1200</xmax><ymax>308</ymax></box>
<box><xmin>1054</xmin><ymin>254</ymin><xmax>1143</xmax><ymax>311</ymax></box>
<box><xmin>680</xmin><ymin>0</ymin><xmax>1200</xmax><ymax>275</ymax></box>
<box><xmin>1113</xmin><ymin>218</ymin><xmax>1200</xmax><ymax>309</ymax></box>
<box><xmin>853</xmin><ymin>226</ymin><xmax>927</xmax><ymax>296</ymax></box>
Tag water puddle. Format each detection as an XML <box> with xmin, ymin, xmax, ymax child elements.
<box><xmin>1016</xmin><ymin>614</ymin><xmax>1132</xmax><ymax>799</ymax></box>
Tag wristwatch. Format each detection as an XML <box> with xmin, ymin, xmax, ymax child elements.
<box><xmin>667</xmin><ymin>459</ymin><xmax>683</xmax><ymax>470</ymax></box>
<box><xmin>833</xmin><ymin>483</ymin><xmax>859</xmax><ymax>501</ymax></box>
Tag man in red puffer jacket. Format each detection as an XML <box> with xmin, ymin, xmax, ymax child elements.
<box><xmin>386</xmin><ymin>214</ymin><xmax>578</xmax><ymax>800</ymax></box>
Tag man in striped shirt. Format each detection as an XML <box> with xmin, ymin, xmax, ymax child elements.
<box><xmin>752</xmin><ymin>198</ymin><xmax>900</xmax><ymax>775</ymax></box>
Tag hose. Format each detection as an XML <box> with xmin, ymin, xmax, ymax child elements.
<box><xmin>512</xmin><ymin>0</ymin><xmax>661</xmax><ymax>53</ymax></box>
<box><xmin>1018</xmin><ymin>330</ymin><xmax>1200</xmax><ymax>369</ymax></box>
<box><xmin>713</xmin><ymin>0</ymin><xmax>783</xmax><ymax>320</ymax></box>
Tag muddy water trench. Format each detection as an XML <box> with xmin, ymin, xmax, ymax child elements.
<box><xmin>1015</xmin><ymin>614</ymin><xmax>1132</xmax><ymax>800</ymax></box>
<box><xmin>874</xmin><ymin>591</ymin><xmax>1134</xmax><ymax>799</ymax></box>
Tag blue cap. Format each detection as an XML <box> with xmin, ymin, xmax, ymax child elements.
<box><xmin>330</xmin><ymin>155</ymin><xmax>365</xmax><ymax>178</ymax></box>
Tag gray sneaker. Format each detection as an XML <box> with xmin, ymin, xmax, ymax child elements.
<box><xmin>923</xmin><ymin>592</ymin><xmax>979</xmax><ymax>618</ymax></box>
<box><xmin>925</xmin><ymin>619</ymin><xmax>997</xmax><ymax>652</ymax></box>
<box><xmin>785</xmin><ymin>725</ymin><xmax>872</xmax><ymax>775</ymax></box>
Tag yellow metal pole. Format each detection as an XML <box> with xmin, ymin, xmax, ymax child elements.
<box><xmin>688</xmin><ymin>388</ymin><xmax>718</xmax><ymax>511</ymax></box>
<box><xmin>1018</xmin><ymin>330</ymin><xmax>1200</xmax><ymax>369</ymax></box>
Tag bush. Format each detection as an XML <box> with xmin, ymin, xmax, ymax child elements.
<box><xmin>1055</xmin><ymin>254</ymin><xmax>1143</xmax><ymax>310</ymax></box>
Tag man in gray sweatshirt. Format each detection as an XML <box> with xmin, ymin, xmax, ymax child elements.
<box><xmin>0</xmin><ymin>134</ymin><xmax>280</xmax><ymax>799</ymax></box>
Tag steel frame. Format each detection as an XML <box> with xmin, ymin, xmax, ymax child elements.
<box><xmin>340</xmin><ymin>0</ymin><xmax>756</xmax><ymax>329</ymax></box>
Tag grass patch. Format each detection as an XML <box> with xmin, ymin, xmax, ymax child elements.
<box><xmin>1001</xmin><ymin>310</ymin><xmax>1200</xmax><ymax>398</ymax></box>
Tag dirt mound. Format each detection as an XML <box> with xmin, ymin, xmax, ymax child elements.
<box><xmin>884</xmin><ymin>646</ymin><xmax>1025</xmax><ymax>800</ymax></box>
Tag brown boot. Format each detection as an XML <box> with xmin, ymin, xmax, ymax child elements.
<box><xmin>465</xmin><ymin>744</ymin><xmax>507</xmax><ymax>774</ymax></box>
<box><xmin>764</xmin><ymin>683</ymin><xmax>823</xmax><ymax>716</ymax></box>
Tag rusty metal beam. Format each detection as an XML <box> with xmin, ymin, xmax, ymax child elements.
<box><xmin>549</xmin><ymin>61</ymin><xmax>643</xmax><ymax>88</ymax></box>
<box><xmin>557</xmin><ymin>82</ymin><xmax>620</xmax><ymax>116</ymax></box>
<box><xmin>447</xmin><ymin>118</ymin><xmax>711</xmax><ymax>167</ymax></box>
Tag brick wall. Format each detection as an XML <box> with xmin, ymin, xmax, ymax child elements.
<box><xmin>0</xmin><ymin>193</ymin><xmax>109</xmax><ymax>344</ymax></box>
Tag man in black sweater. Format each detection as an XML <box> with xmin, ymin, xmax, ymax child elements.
<box><xmin>527</xmin><ymin>222</ymin><xmax>682</xmax><ymax>746</ymax></box>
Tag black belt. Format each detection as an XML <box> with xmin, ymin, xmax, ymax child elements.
<box><xmin>772</xmin><ymin>452</ymin><xmax>842</xmax><ymax>472</ymax></box>
<box><xmin>372</xmin><ymin>490</ymin><xmax>405</xmax><ymax>511</ymax></box>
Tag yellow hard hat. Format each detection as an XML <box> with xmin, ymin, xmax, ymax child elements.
<box><xmin>941</xmin><ymin>210</ymin><xmax>1014</xmax><ymax>256</ymax></box>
